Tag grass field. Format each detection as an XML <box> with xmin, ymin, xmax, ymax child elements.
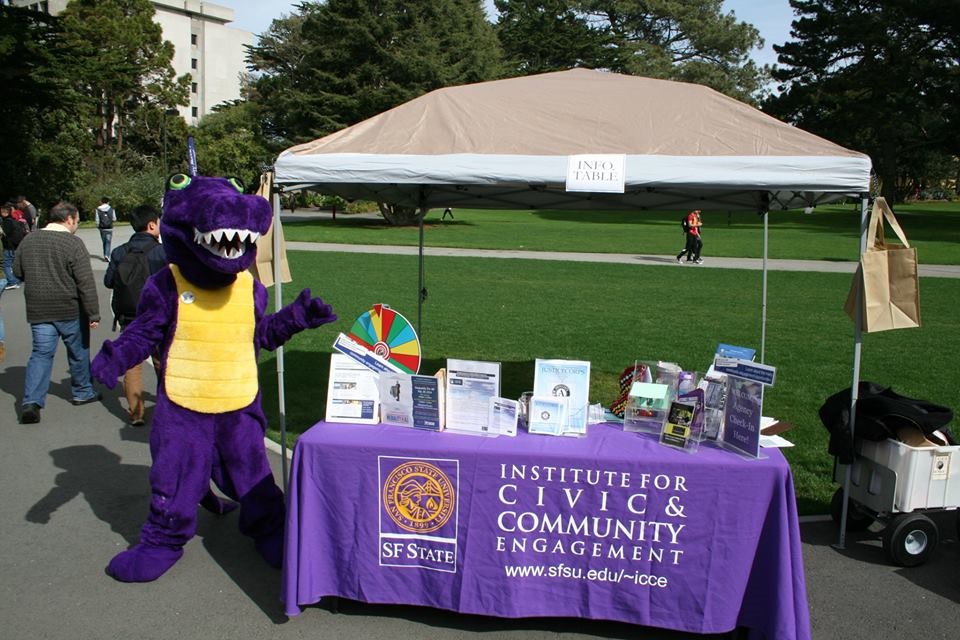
<box><xmin>282</xmin><ymin>201</ymin><xmax>960</xmax><ymax>265</ymax></box>
<box><xmin>257</xmin><ymin>242</ymin><xmax>959</xmax><ymax>516</ymax></box>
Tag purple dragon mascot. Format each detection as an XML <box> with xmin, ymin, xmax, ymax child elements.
<box><xmin>92</xmin><ymin>174</ymin><xmax>336</xmax><ymax>582</ymax></box>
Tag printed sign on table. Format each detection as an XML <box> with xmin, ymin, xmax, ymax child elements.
<box><xmin>378</xmin><ymin>456</ymin><xmax>460</xmax><ymax>573</ymax></box>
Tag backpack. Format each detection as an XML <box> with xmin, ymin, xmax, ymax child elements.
<box><xmin>681</xmin><ymin>215</ymin><xmax>690</xmax><ymax>233</ymax></box>
<box><xmin>111</xmin><ymin>240</ymin><xmax>157</xmax><ymax>324</ymax></box>
<box><xmin>819</xmin><ymin>381</ymin><xmax>954</xmax><ymax>463</ymax></box>
<box><xmin>4</xmin><ymin>216</ymin><xmax>27</xmax><ymax>246</ymax></box>
<box><xmin>97</xmin><ymin>206</ymin><xmax>114</xmax><ymax>229</ymax></box>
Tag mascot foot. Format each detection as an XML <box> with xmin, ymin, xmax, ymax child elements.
<box><xmin>106</xmin><ymin>544</ymin><xmax>184</xmax><ymax>583</ymax></box>
<box><xmin>254</xmin><ymin>532</ymin><xmax>284</xmax><ymax>569</ymax></box>
<box><xmin>199</xmin><ymin>490</ymin><xmax>239</xmax><ymax>515</ymax></box>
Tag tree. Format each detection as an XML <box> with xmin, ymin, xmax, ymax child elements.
<box><xmin>493</xmin><ymin>0</ymin><xmax>767</xmax><ymax>101</ymax></box>
<box><xmin>249</xmin><ymin>0</ymin><xmax>504</xmax><ymax>145</ymax></box>
<box><xmin>494</xmin><ymin>0</ymin><xmax>613</xmax><ymax>75</ymax></box>
<box><xmin>191</xmin><ymin>101</ymin><xmax>275</xmax><ymax>189</ymax></box>
<box><xmin>764</xmin><ymin>0</ymin><xmax>960</xmax><ymax>202</ymax></box>
<box><xmin>59</xmin><ymin>0</ymin><xmax>189</xmax><ymax>152</ymax></box>
<box><xmin>249</xmin><ymin>0</ymin><xmax>505</xmax><ymax>224</ymax></box>
<box><xmin>0</xmin><ymin>5</ymin><xmax>89</xmax><ymax>206</ymax></box>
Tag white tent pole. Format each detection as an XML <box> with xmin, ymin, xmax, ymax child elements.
<box><xmin>836</xmin><ymin>194</ymin><xmax>870</xmax><ymax>549</ymax></box>
<box><xmin>760</xmin><ymin>209</ymin><xmax>769</xmax><ymax>363</ymax></box>
<box><xmin>417</xmin><ymin>190</ymin><xmax>427</xmax><ymax>338</ymax></box>
<box><xmin>272</xmin><ymin>186</ymin><xmax>289</xmax><ymax>494</ymax></box>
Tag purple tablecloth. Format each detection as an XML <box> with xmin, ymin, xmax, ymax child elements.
<box><xmin>282</xmin><ymin>422</ymin><xmax>811</xmax><ymax>639</ymax></box>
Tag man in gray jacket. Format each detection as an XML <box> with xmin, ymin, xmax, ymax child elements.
<box><xmin>13</xmin><ymin>201</ymin><xmax>101</xmax><ymax>424</ymax></box>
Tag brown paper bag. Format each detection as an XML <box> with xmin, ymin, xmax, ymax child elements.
<box><xmin>250</xmin><ymin>172</ymin><xmax>292</xmax><ymax>287</ymax></box>
<box><xmin>844</xmin><ymin>197</ymin><xmax>920</xmax><ymax>332</ymax></box>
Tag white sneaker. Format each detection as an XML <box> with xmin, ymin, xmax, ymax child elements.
<box><xmin>695</xmin><ymin>258</ymin><xmax>704</xmax><ymax>264</ymax></box>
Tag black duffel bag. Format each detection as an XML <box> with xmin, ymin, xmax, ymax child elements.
<box><xmin>819</xmin><ymin>381</ymin><xmax>954</xmax><ymax>464</ymax></box>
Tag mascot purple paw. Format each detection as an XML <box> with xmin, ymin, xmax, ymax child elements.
<box><xmin>91</xmin><ymin>342</ymin><xmax>123</xmax><ymax>390</ymax></box>
<box><xmin>296</xmin><ymin>288</ymin><xmax>338</xmax><ymax>328</ymax></box>
<box><xmin>93</xmin><ymin>175</ymin><xmax>336</xmax><ymax>582</ymax></box>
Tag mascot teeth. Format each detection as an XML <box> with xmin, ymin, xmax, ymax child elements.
<box><xmin>193</xmin><ymin>227</ymin><xmax>261</xmax><ymax>260</ymax></box>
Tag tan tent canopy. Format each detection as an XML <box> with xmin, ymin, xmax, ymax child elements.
<box><xmin>275</xmin><ymin>68</ymin><xmax>872</xmax><ymax>211</ymax></box>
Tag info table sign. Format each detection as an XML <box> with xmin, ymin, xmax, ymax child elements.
<box><xmin>565</xmin><ymin>154</ymin><xmax>626</xmax><ymax>193</ymax></box>
<box><xmin>717</xmin><ymin>359</ymin><xmax>776</xmax><ymax>458</ymax></box>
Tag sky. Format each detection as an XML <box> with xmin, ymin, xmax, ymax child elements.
<box><xmin>218</xmin><ymin>0</ymin><xmax>794</xmax><ymax>69</ymax></box>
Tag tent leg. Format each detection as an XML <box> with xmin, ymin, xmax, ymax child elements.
<box><xmin>271</xmin><ymin>186</ymin><xmax>289</xmax><ymax>495</ymax></box>
<box><xmin>760</xmin><ymin>209</ymin><xmax>769</xmax><ymax>363</ymax></box>
<box><xmin>835</xmin><ymin>195</ymin><xmax>870</xmax><ymax>549</ymax></box>
<box><xmin>417</xmin><ymin>205</ymin><xmax>426</xmax><ymax>338</ymax></box>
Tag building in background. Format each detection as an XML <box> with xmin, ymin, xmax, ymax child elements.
<box><xmin>10</xmin><ymin>0</ymin><xmax>251</xmax><ymax>124</ymax></box>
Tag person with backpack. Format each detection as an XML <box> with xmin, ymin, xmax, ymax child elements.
<box><xmin>16</xmin><ymin>195</ymin><xmax>39</xmax><ymax>231</ymax></box>
<box><xmin>104</xmin><ymin>204</ymin><xmax>166</xmax><ymax>426</ymax></box>
<box><xmin>1</xmin><ymin>201</ymin><xmax>26</xmax><ymax>288</ymax></box>
<box><xmin>96</xmin><ymin>197</ymin><xmax>117</xmax><ymax>261</ymax></box>
<box><xmin>676</xmin><ymin>209</ymin><xmax>704</xmax><ymax>264</ymax></box>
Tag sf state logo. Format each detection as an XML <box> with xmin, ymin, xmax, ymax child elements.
<box><xmin>383</xmin><ymin>461</ymin><xmax>455</xmax><ymax>533</ymax></box>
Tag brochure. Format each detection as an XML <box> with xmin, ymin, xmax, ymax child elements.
<box><xmin>527</xmin><ymin>396</ymin><xmax>568</xmax><ymax>436</ymax></box>
<box><xmin>378</xmin><ymin>371</ymin><xmax>445</xmax><ymax>431</ymax></box>
<box><xmin>332</xmin><ymin>332</ymin><xmax>403</xmax><ymax>374</ymax></box>
<box><xmin>325</xmin><ymin>353</ymin><xmax>381</xmax><ymax>425</ymax></box>
<box><xmin>699</xmin><ymin>374</ymin><xmax>727</xmax><ymax>440</ymax></box>
<box><xmin>533</xmin><ymin>359</ymin><xmax>591</xmax><ymax>433</ymax></box>
<box><xmin>659</xmin><ymin>401</ymin><xmax>698</xmax><ymax>451</ymax></box>
<box><xmin>715</xmin><ymin>343</ymin><xmax>757</xmax><ymax>361</ymax></box>
<box><xmin>445</xmin><ymin>359</ymin><xmax>501</xmax><ymax>434</ymax></box>
<box><xmin>487</xmin><ymin>397</ymin><xmax>519</xmax><ymax>437</ymax></box>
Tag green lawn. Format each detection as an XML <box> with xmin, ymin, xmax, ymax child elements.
<box><xmin>282</xmin><ymin>201</ymin><xmax>960</xmax><ymax>265</ymax></box>
<box><xmin>259</xmin><ymin>250</ymin><xmax>959</xmax><ymax>516</ymax></box>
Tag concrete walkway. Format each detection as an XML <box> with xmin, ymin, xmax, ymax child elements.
<box><xmin>75</xmin><ymin>223</ymin><xmax>960</xmax><ymax>278</ymax></box>
<box><xmin>1</xmin><ymin>227</ymin><xmax>957</xmax><ymax>639</ymax></box>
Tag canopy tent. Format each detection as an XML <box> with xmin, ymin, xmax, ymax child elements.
<box><xmin>274</xmin><ymin>68</ymin><xmax>871</xmax><ymax>212</ymax></box>
<box><xmin>269</xmin><ymin>70</ymin><xmax>874</xmax><ymax>544</ymax></box>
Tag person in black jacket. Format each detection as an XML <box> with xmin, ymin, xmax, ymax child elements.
<box><xmin>1</xmin><ymin>202</ymin><xmax>26</xmax><ymax>288</ymax></box>
<box><xmin>104</xmin><ymin>204</ymin><xmax>166</xmax><ymax>425</ymax></box>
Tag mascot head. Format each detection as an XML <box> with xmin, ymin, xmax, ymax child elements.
<box><xmin>161</xmin><ymin>174</ymin><xmax>272</xmax><ymax>287</ymax></box>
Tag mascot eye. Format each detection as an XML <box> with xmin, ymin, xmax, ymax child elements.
<box><xmin>168</xmin><ymin>174</ymin><xmax>192</xmax><ymax>190</ymax></box>
<box><xmin>227</xmin><ymin>177</ymin><xmax>245</xmax><ymax>193</ymax></box>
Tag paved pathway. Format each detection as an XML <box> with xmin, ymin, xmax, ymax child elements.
<box><xmin>76</xmin><ymin>224</ymin><xmax>960</xmax><ymax>278</ymax></box>
<box><xmin>0</xmin><ymin>225</ymin><xmax>956</xmax><ymax>639</ymax></box>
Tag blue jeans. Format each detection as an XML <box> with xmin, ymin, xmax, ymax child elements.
<box><xmin>23</xmin><ymin>318</ymin><xmax>96</xmax><ymax>407</ymax></box>
<box><xmin>99</xmin><ymin>229</ymin><xmax>113</xmax><ymax>259</ymax></box>
<box><xmin>2</xmin><ymin>248</ymin><xmax>20</xmax><ymax>285</ymax></box>
<box><xmin>0</xmin><ymin>277</ymin><xmax>6</xmax><ymax>343</ymax></box>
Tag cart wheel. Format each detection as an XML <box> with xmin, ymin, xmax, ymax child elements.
<box><xmin>830</xmin><ymin>487</ymin><xmax>872</xmax><ymax>531</ymax></box>
<box><xmin>882</xmin><ymin>513</ymin><xmax>939</xmax><ymax>567</ymax></box>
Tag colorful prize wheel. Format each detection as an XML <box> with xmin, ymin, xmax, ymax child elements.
<box><xmin>347</xmin><ymin>304</ymin><xmax>422</xmax><ymax>374</ymax></box>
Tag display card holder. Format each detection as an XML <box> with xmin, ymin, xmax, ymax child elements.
<box><xmin>486</xmin><ymin>397</ymin><xmax>519</xmax><ymax>437</ymax></box>
<box><xmin>713</xmin><ymin>359</ymin><xmax>777</xmax><ymax>460</ymax></box>
<box><xmin>527</xmin><ymin>396</ymin><xmax>568</xmax><ymax>436</ymax></box>
<box><xmin>659</xmin><ymin>400</ymin><xmax>702</xmax><ymax>454</ymax></box>
<box><xmin>623</xmin><ymin>382</ymin><xmax>672</xmax><ymax>435</ymax></box>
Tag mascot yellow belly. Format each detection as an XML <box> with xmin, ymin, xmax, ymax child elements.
<box><xmin>164</xmin><ymin>264</ymin><xmax>258</xmax><ymax>413</ymax></box>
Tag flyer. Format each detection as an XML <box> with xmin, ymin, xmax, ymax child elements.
<box><xmin>325</xmin><ymin>353</ymin><xmax>381</xmax><ymax>425</ymax></box>
<box><xmin>445</xmin><ymin>359</ymin><xmax>501</xmax><ymax>434</ymax></box>
<box><xmin>533</xmin><ymin>359</ymin><xmax>591</xmax><ymax>434</ymax></box>
<box><xmin>378</xmin><ymin>372</ymin><xmax>445</xmax><ymax>431</ymax></box>
<box><xmin>527</xmin><ymin>396</ymin><xmax>568</xmax><ymax>436</ymax></box>
<box><xmin>487</xmin><ymin>397</ymin><xmax>519</xmax><ymax>437</ymax></box>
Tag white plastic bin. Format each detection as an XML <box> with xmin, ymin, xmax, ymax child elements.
<box><xmin>857</xmin><ymin>438</ymin><xmax>960</xmax><ymax>512</ymax></box>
